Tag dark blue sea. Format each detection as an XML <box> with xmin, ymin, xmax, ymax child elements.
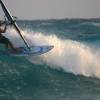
<box><xmin>0</xmin><ymin>19</ymin><xmax>100</xmax><ymax>100</ymax></box>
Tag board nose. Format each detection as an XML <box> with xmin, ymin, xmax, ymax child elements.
<box><xmin>48</xmin><ymin>45</ymin><xmax>54</xmax><ymax>51</ymax></box>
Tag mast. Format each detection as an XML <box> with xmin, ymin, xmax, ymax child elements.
<box><xmin>0</xmin><ymin>0</ymin><xmax>30</xmax><ymax>50</ymax></box>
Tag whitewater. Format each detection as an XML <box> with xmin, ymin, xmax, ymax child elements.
<box><xmin>5</xmin><ymin>26</ymin><xmax>100</xmax><ymax>78</ymax></box>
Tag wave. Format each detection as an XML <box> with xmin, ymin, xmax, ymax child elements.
<box><xmin>6</xmin><ymin>29</ymin><xmax>100</xmax><ymax>78</ymax></box>
<box><xmin>91</xmin><ymin>22</ymin><xmax>100</xmax><ymax>27</ymax></box>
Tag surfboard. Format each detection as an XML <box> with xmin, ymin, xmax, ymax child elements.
<box><xmin>0</xmin><ymin>45</ymin><xmax>54</xmax><ymax>56</ymax></box>
<box><xmin>10</xmin><ymin>45</ymin><xmax>54</xmax><ymax>56</ymax></box>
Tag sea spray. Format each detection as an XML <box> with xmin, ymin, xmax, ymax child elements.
<box><xmin>7</xmin><ymin>29</ymin><xmax>100</xmax><ymax>78</ymax></box>
<box><xmin>28</xmin><ymin>33</ymin><xmax>100</xmax><ymax>78</ymax></box>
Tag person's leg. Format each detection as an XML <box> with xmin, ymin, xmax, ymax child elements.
<box><xmin>1</xmin><ymin>36</ymin><xmax>22</xmax><ymax>53</ymax></box>
<box><xmin>1</xmin><ymin>36</ymin><xmax>20</xmax><ymax>52</ymax></box>
<box><xmin>1</xmin><ymin>37</ymin><xmax>15</xmax><ymax>50</ymax></box>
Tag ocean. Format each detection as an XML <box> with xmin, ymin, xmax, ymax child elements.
<box><xmin>0</xmin><ymin>19</ymin><xmax>100</xmax><ymax>100</ymax></box>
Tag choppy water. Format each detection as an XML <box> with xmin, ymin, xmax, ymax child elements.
<box><xmin>0</xmin><ymin>19</ymin><xmax>100</xmax><ymax>100</ymax></box>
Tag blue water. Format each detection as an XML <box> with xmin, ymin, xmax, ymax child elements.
<box><xmin>0</xmin><ymin>19</ymin><xmax>100</xmax><ymax>100</ymax></box>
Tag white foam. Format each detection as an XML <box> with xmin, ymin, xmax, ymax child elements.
<box><xmin>6</xmin><ymin>29</ymin><xmax>100</xmax><ymax>78</ymax></box>
<box><xmin>28</xmin><ymin>33</ymin><xmax>100</xmax><ymax>78</ymax></box>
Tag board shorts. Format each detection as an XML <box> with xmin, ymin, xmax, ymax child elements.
<box><xmin>0</xmin><ymin>36</ymin><xmax>9</xmax><ymax>45</ymax></box>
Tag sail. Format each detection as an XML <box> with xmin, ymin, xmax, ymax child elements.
<box><xmin>0</xmin><ymin>0</ymin><xmax>30</xmax><ymax>50</ymax></box>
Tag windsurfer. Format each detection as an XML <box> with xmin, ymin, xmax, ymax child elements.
<box><xmin>0</xmin><ymin>21</ymin><xmax>20</xmax><ymax>53</ymax></box>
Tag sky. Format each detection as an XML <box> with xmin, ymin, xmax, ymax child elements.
<box><xmin>0</xmin><ymin>0</ymin><xmax>100</xmax><ymax>20</ymax></box>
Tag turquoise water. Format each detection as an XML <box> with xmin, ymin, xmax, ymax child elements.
<box><xmin>0</xmin><ymin>19</ymin><xmax>100</xmax><ymax>100</ymax></box>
